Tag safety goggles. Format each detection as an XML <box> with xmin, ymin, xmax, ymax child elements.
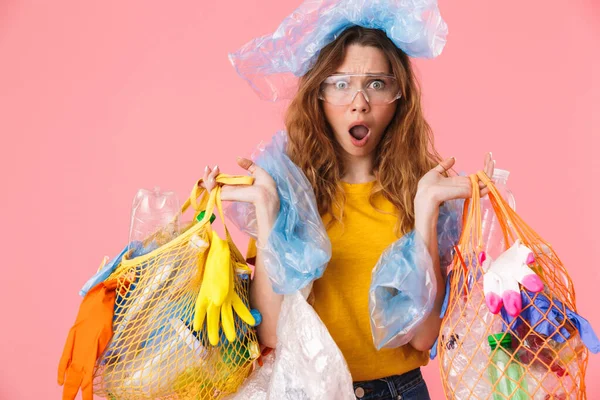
<box><xmin>318</xmin><ymin>73</ymin><xmax>402</xmax><ymax>106</ymax></box>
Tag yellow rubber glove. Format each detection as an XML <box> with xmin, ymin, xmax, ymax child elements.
<box><xmin>221</xmin><ymin>262</ymin><xmax>256</xmax><ymax>342</ymax></box>
<box><xmin>193</xmin><ymin>229</ymin><xmax>256</xmax><ymax>344</ymax></box>
<box><xmin>193</xmin><ymin>229</ymin><xmax>232</xmax><ymax>344</ymax></box>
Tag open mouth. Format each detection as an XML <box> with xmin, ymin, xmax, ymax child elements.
<box><xmin>349</xmin><ymin>125</ymin><xmax>369</xmax><ymax>140</ymax></box>
<box><xmin>348</xmin><ymin>124</ymin><xmax>371</xmax><ymax>147</ymax></box>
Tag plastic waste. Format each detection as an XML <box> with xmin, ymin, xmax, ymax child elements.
<box><xmin>487</xmin><ymin>333</ymin><xmax>528</xmax><ymax>400</ymax></box>
<box><xmin>480</xmin><ymin>169</ymin><xmax>516</xmax><ymax>260</ymax></box>
<box><xmin>128</xmin><ymin>186</ymin><xmax>181</xmax><ymax>256</ymax></box>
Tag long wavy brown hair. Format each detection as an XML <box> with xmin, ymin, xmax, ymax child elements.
<box><xmin>285</xmin><ymin>26</ymin><xmax>444</xmax><ymax>235</ymax></box>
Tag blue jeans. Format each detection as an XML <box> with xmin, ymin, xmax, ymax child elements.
<box><xmin>352</xmin><ymin>368</ymin><xmax>431</xmax><ymax>400</ymax></box>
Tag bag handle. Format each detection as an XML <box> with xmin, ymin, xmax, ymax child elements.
<box><xmin>476</xmin><ymin>171</ymin><xmax>517</xmax><ymax>248</ymax></box>
<box><xmin>188</xmin><ymin>174</ymin><xmax>253</xmax><ymax>263</ymax></box>
<box><xmin>456</xmin><ymin>173</ymin><xmax>484</xmax><ymax>252</ymax></box>
<box><xmin>183</xmin><ymin>174</ymin><xmax>254</xmax><ymax>216</ymax></box>
<box><xmin>452</xmin><ymin>173</ymin><xmax>484</xmax><ymax>287</ymax></box>
<box><xmin>454</xmin><ymin>171</ymin><xmax>528</xmax><ymax>274</ymax></box>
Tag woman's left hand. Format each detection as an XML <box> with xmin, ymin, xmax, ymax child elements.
<box><xmin>415</xmin><ymin>152</ymin><xmax>495</xmax><ymax>209</ymax></box>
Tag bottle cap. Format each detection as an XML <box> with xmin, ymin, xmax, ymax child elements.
<box><xmin>250</xmin><ymin>309</ymin><xmax>262</xmax><ymax>327</ymax></box>
<box><xmin>488</xmin><ymin>333</ymin><xmax>513</xmax><ymax>350</ymax></box>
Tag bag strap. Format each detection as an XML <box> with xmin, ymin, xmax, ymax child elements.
<box><xmin>456</xmin><ymin>173</ymin><xmax>484</xmax><ymax>251</ymax></box>
<box><xmin>188</xmin><ymin>174</ymin><xmax>253</xmax><ymax>263</ymax></box>
<box><xmin>451</xmin><ymin>173</ymin><xmax>486</xmax><ymax>297</ymax></box>
<box><xmin>183</xmin><ymin>174</ymin><xmax>254</xmax><ymax>215</ymax></box>
<box><xmin>476</xmin><ymin>170</ymin><xmax>515</xmax><ymax>247</ymax></box>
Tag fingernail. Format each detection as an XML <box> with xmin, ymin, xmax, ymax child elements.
<box><xmin>214</xmin><ymin>164</ymin><xmax>219</xmax><ymax>170</ymax></box>
<box><xmin>205</xmin><ymin>166</ymin><xmax>209</xmax><ymax>172</ymax></box>
<box><xmin>489</xmin><ymin>151</ymin><xmax>493</xmax><ymax>159</ymax></box>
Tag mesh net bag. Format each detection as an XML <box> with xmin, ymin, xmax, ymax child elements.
<box><xmin>93</xmin><ymin>175</ymin><xmax>261</xmax><ymax>400</ymax></box>
<box><xmin>438</xmin><ymin>171</ymin><xmax>592</xmax><ymax>400</ymax></box>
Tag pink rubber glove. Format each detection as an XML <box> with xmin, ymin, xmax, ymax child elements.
<box><xmin>481</xmin><ymin>239</ymin><xmax>544</xmax><ymax>317</ymax></box>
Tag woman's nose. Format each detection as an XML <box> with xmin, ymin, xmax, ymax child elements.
<box><xmin>351</xmin><ymin>90</ymin><xmax>370</xmax><ymax>113</ymax></box>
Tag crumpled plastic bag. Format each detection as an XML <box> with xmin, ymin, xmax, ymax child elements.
<box><xmin>226</xmin><ymin>286</ymin><xmax>355</xmax><ymax>400</ymax></box>
<box><xmin>229</xmin><ymin>0</ymin><xmax>448</xmax><ymax>101</ymax></box>
<box><xmin>370</xmin><ymin>199</ymin><xmax>462</xmax><ymax>349</ymax></box>
<box><xmin>225</xmin><ymin>131</ymin><xmax>332</xmax><ymax>294</ymax></box>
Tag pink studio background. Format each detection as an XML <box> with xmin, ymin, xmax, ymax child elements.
<box><xmin>1</xmin><ymin>1</ymin><xmax>598</xmax><ymax>399</ymax></box>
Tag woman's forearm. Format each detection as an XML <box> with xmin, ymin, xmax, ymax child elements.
<box><xmin>409</xmin><ymin>196</ymin><xmax>445</xmax><ymax>351</ymax></box>
<box><xmin>249</xmin><ymin>197</ymin><xmax>283</xmax><ymax>348</ymax></box>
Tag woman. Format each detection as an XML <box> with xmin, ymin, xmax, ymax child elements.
<box><xmin>203</xmin><ymin>26</ymin><xmax>494</xmax><ymax>400</ymax></box>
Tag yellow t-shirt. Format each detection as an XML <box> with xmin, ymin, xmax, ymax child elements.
<box><xmin>246</xmin><ymin>180</ymin><xmax>428</xmax><ymax>381</ymax></box>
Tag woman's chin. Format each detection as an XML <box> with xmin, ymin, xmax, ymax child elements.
<box><xmin>341</xmin><ymin>142</ymin><xmax>374</xmax><ymax>158</ymax></box>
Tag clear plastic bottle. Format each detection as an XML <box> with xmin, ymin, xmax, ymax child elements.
<box><xmin>487</xmin><ymin>333</ymin><xmax>529</xmax><ymax>400</ymax></box>
<box><xmin>480</xmin><ymin>169</ymin><xmax>516</xmax><ymax>261</ymax></box>
<box><xmin>128</xmin><ymin>187</ymin><xmax>181</xmax><ymax>255</ymax></box>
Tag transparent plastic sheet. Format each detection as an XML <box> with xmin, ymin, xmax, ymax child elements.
<box><xmin>369</xmin><ymin>231</ymin><xmax>436</xmax><ymax>349</ymax></box>
<box><xmin>226</xmin><ymin>286</ymin><xmax>355</xmax><ymax>400</ymax></box>
<box><xmin>369</xmin><ymin>199</ymin><xmax>462</xmax><ymax>349</ymax></box>
<box><xmin>225</xmin><ymin>131</ymin><xmax>332</xmax><ymax>294</ymax></box>
<box><xmin>228</xmin><ymin>0</ymin><xmax>448</xmax><ymax>101</ymax></box>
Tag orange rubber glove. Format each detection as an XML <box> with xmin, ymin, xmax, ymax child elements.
<box><xmin>58</xmin><ymin>278</ymin><xmax>124</xmax><ymax>400</ymax></box>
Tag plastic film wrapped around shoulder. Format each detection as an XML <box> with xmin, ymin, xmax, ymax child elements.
<box><xmin>225</xmin><ymin>131</ymin><xmax>332</xmax><ymax>294</ymax></box>
<box><xmin>369</xmin><ymin>231</ymin><xmax>436</xmax><ymax>350</ymax></box>
<box><xmin>369</xmin><ymin>199</ymin><xmax>463</xmax><ymax>349</ymax></box>
<box><xmin>226</xmin><ymin>286</ymin><xmax>355</xmax><ymax>400</ymax></box>
<box><xmin>229</xmin><ymin>0</ymin><xmax>448</xmax><ymax>101</ymax></box>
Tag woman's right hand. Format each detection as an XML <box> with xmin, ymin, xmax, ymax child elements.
<box><xmin>201</xmin><ymin>157</ymin><xmax>279</xmax><ymax>212</ymax></box>
<box><xmin>202</xmin><ymin>157</ymin><xmax>280</xmax><ymax>248</ymax></box>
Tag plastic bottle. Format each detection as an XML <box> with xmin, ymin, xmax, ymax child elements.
<box><xmin>481</xmin><ymin>169</ymin><xmax>516</xmax><ymax>261</ymax></box>
<box><xmin>487</xmin><ymin>333</ymin><xmax>529</xmax><ymax>400</ymax></box>
<box><xmin>128</xmin><ymin>187</ymin><xmax>181</xmax><ymax>255</ymax></box>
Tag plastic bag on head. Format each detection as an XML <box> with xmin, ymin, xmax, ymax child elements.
<box><xmin>229</xmin><ymin>0</ymin><xmax>448</xmax><ymax>101</ymax></box>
